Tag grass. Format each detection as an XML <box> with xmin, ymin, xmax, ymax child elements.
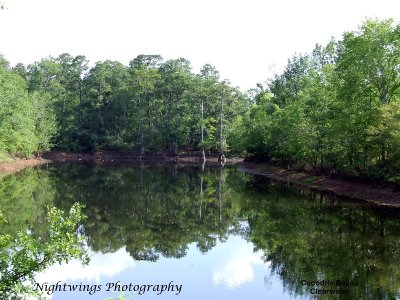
<box><xmin>0</xmin><ymin>152</ymin><xmax>15</xmax><ymax>163</ymax></box>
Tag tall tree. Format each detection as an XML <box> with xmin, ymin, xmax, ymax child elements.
<box><xmin>158</xmin><ymin>58</ymin><xmax>193</xmax><ymax>155</ymax></box>
<box><xmin>196</xmin><ymin>64</ymin><xmax>221</xmax><ymax>161</ymax></box>
<box><xmin>129</xmin><ymin>55</ymin><xmax>162</xmax><ymax>157</ymax></box>
<box><xmin>82</xmin><ymin>60</ymin><xmax>130</xmax><ymax>151</ymax></box>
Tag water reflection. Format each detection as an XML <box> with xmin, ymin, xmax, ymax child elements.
<box><xmin>35</xmin><ymin>248</ymin><xmax>135</xmax><ymax>284</ymax></box>
<box><xmin>212</xmin><ymin>237</ymin><xmax>264</xmax><ymax>289</ymax></box>
<box><xmin>2</xmin><ymin>162</ymin><xmax>400</xmax><ymax>299</ymax></box>
<box><xmin>241</xmin><ymin>176</ymin><xmax>400</xmax><ymax>299</ymax></box>
<box><xmin>49</xmin><ymin>163</ymin><xmax>243</xmax><ymax>261</ymax></box>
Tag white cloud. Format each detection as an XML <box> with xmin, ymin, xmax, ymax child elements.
<box><xmin>35</xmin><ymin>247</ymin><xmax>135</xmax><ymax>284</ymax></box>
<box><xmin>212</xmin><ymin>247</ymin><xmax>265</xmax><ymax>289</ymax></box>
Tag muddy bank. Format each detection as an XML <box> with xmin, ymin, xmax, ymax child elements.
<box><xmin>5</xmin><ymin>153</ymin><xmax>397</xmax><ymax>208</ymax></box>
<box><xmin>0</xmin><ymin>158</ymin><xmax>48</xmax><ymax>175</ymax></box>
<box><xmin>238</xmin><ymin>162</ymin><xmax>400</xmax><ymax>208</ymax></box>
<box><xmin>42</xmin><ymin>151</ymin><xmax>243</xmax><ymax>165</ymax></box>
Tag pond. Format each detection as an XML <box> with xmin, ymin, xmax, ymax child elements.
<box><xmin>2</xmin><ymin>162</ymin><xmax>400</xmax><ymax>299</ymax></box>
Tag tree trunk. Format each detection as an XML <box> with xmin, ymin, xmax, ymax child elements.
<box><xmin>199</xmin><ymin>166</ymin><xmax>204</xmax><ymax>219</ymax></box>
<box><xmin>140</xmin><ymin>100</ymin><xmax>145</xmax><ymax>159</ymax></box>
<box><xmin>201</xmin><ymin>97</ymin><xmax>206</xmax><ymax>162</ymax></box>
<box><xmin>218</xmin><ymin>93</ymin><xmax>226</xmax><ymax>164</ymax></box>
<box><xmin>172</xmin><ymin>140</ymin><xmax>177</xmax><ymax>157</ymax></box>
<box><xmin>218</xmin><ymin>166</ymin><xmax>223</xmax><ymax>226</ymax></box>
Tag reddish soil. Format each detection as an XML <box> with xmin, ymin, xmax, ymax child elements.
<box><xmin>0</xmin><ymin>159</ymin><xmax>47</xmax><ymax>175</ymax></box>
<box><xmin>3</xmin><ymin>152</ymin><xmax>399</xmax><ymax>208</ymax></box>
<box><xmin>238</xmin><ymin>162</ymin><xmax>400</xmax><ymax>208</ymax></box>
<box><xmin>42</xmin><ymin>150</ymin><xmax>243</xmax><ymax>165</ymax></box>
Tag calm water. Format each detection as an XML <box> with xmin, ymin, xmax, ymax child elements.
<box><xmin>2</xmin><ymin>162</ymin><xmax>400</xmax><ymax>299</ymax></box>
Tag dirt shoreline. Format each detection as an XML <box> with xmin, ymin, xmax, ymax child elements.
<box><xmin>42</xmin><ymin>151</ymin><xmax>242</xmax><ymax>165</ymax></box>
<box><xmin>237</xmin><ymin>162</ymin><xmax>400</xmax><ymax>208</ymax></box>
<box><xmin>0</xmin><ymin>158</ymin><xmax>48</xmax><ymax>175</ymax></box>
<box><xmin>2</xmin><ymin>152</ymin><xmax>400</xmax><ymax>208</ymax></box>
<box><xmin>0</xmin><ymin>151</ymin><xmax>240</xmax><ymax>176</ymax></box>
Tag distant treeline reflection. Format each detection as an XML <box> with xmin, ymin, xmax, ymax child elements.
<box><xmin>2</xmin><ymin>163</ymin><xmax>400</xmax><ymax>299</ymax></box>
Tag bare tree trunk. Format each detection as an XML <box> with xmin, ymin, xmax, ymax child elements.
<box><xmin>140</xmin><ymin>100</ymin><xmax>145</xmax><ymax>159</ymax></box>
<box><xmin>201</xmin><ymin>97</ymin><xmax>206</xmax><ymax>162</ymax></box>
<box><xmin>218</xmin><ymin>165</ymin><xmax>224</xmax><ymax>226</ymax></box>
<box><xmin>199</xmin><ymin>164</ymin><xmax>204</xmax><ymax>219</ymax></box>
<box><xmin>140</xmin><ymin>128</ymin><xmax>144</xmax><ymax>157</ymax></box>
<box><xmin>218</xmin><ymin>93</ymin><xmax>226</xmax><ymax>164</ymax></box>
<box><xmin>172</xmin><ymin>140</ymin><xmax>177</xmax><ymax>157</ymax></box>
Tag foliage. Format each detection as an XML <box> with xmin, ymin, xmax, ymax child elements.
<box><xmin>0</xmin><ymin>53</ymin><xmax>247</xmax><ymax>156</ymax></box>
<box><xmin>1</xmin><ymin>18</ymin><xmax>400</xmax><ymax>182</ymax></box>
<box><xmin>231</xmin><ymin>18</ymin><xmax>400</xmax><ymax>181</ymax></box>
<box><xmin>366</xmin><ymin>100</ymin><xmax>400</xmax><ymax>181</ymax></box>
<box><xmin>0</xmin><ymin>62</ymin><xmax>56</xmax><ymax>157</ymax></box>
<box><xmin>0</xmin><ymin>203</ymin><xmax>89</xmax><ymax>299</ymax></box>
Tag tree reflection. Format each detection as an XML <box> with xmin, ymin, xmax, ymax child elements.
<box><xmin>51</xmin><ymin>163</ymin><xmax>244</xmax><ymax>260</ymax></box>
<box><xmin>2</xmin><ymin>163</ymin><xmax>400</xmax><ymax>299</ymax></box>
<box><xmin>240</xmin><ymin>176</ymin><xmax>400</xmax><ymax>299</ymax></box>
<box><xmin>0</xmin><ymin>167</ymin><xmax>55</xmax><ymax>239</ymax></box>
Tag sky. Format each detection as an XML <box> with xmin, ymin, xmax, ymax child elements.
<box><xmin>1</xmin><ymin>0</ymin><xmax>400</xmax><ymax>91</ymax></box>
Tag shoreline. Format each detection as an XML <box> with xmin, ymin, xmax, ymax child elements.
<box><xmin>2</xmin><ymin>152</ymin><xmax>400</xmax><ymax>208</ymax></box>
<box><xmin>0</xmin><ymin>158</ymin><xmax>48</xmax><ymax>176</ymax></box>
<box><xmin>237</xmin><ymin>162</ymin><xmax>400</xmax><ymax>208</ymax></box>
<box><xmin>41</xmin><ymin>151</ymin><xmax>242</xmax><ymax>165</ymax></box>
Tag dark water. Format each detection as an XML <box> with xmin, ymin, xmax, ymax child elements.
<box><xmin>2</xmin><ymin>162</ymin><xmax>400</xmax><ymax>299</ymax></box>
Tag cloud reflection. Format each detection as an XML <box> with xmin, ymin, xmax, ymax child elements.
<box><xmin>212</xmin><ymin>240</ymin><xmax>264</xmax><ymax>289</ymax></box>
<box><xmin>35</xmin><ymin>247</ymin><xmax>135</xmax><ymax>284</ymax></box>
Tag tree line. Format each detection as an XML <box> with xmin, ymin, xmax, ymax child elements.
<box><xmin>0</xmin><ymin>53</ymin><xmax>249</xmax><ymax>160</ymax></box>
<box><xmin>1</xmin><ymin>18</ymin><xmax>400</xmax><ymax>180</ymax></box>
<box><xmin>231</xmin><ymin>18</ymin><xmax>400</xmax><ymax>182</ymax></box>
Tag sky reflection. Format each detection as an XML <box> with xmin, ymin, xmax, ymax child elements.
<box><xmin>33</xmin><ymin>234</ymin><xmax>288</xmax><ymax>300</ymax></box>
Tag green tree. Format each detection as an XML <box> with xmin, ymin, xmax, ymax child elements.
<box><xmin>0</xmin><ymin>64</ymin><xmax>57</xmax><ymax>157</ymax></box>
<box><xmin>367</xmin><ymin>100</ymin><xmax>400</xmax><ymax>181</ymax></box>
<box><xmin>81</xmin><ymin>60</ymin><xmax>130</xmax><ymax>151</ymax></box>
<box><xmin>158</xmin><ymin>58</ymin><xmax>193</xmax><ymax>155</ymax></box>
<box><xmin>0</xmin><ymin>203</ymin><xmax>88</xmax><ymax>300</ymax></box>
<box><xmin>25</xmin><ymin>54</ymin><xmax>88</xmax><ymax>151</ymax></box>
<box><xmin>195</xmin><ymin>64</ymin><xmax>221</xmax><ymax>159</ymax></box>
<box><xmin>236</xmin><ymin>18</ymin><xmax>400</xmax><ymax>182</ymax></box>
<box><xmin>335</xmin><ymin>19</ymin><xmax>400</xmax><ymax>173</ymax></box>
<box><xmin>128</xmin><ymin>55</ymin><xmax>162</xmax><ymax>155</ymax></box>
